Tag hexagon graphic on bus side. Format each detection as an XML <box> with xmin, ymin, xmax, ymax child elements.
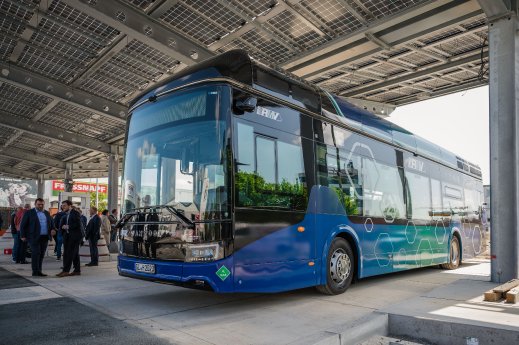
<box><xmin>345</xmin><ymin>142</ymin><xmax>379</xmax><ymax>200</ymax></box>
<box><xmin>434</xmin><ymin>220</ymin><xmax>447</xmax><ymax>245</ymax></box>
<box><xmin>405</xmin><ymin>221</ymin><xmax>417</xmax><ymax>244</ymax></box>
<box><xmin>394</xmin><ymin>248</ymin><xmax>407</xmax><ymax>268</ymax></box>
<box><xmin>417</xmin><ymin>239</ymin><xmax>433</xmax><ymax>267</ymax></box>
<box><xmin>364</xmin><ymin>217</ymin><xmax>374</xmax><ymax>233</ymax></box>
<box><xmin>472</xmin><ymin>225</ymin><xmax>483</xmax><ymax>255</ymax></box>
<box><xmin>374</xmin><ymin>233</ymin><xmax>394</xmax><ymax>267</ymax></box>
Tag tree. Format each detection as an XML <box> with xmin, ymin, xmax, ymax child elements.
<box><xmin>89</xmin><ymin>191</ymin><xmax>108</xmax><ymax>211</ymax></box>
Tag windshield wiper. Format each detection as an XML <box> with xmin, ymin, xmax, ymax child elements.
<box><xmin>166</xmin><ymin>206</ymin><xmax>195</xmax><ymax>228</ymax></box>
<box><xmin>119</xmin><ymin>205</ymin><xmax>195</xmax><ymax>229</ymax></box>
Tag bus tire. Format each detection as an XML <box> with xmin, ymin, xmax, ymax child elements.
<box><xmin>316</xmin><ymin>237</ymin><xmax>354</xmax><ymax>295</ymax></box>
<box><xmin>441</xmin><ymin>236</ymin><xmax>461</xmax><ymax>270</ymax></box>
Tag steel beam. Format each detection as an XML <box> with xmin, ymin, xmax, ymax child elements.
<box><xmin>0</xmin><ymin>63</ymin><xmax>127</xmax><ymax>123</ymax></box>
<box><xmin>340</xmin><ymin>51</ymin><xmax>487</xmax><ymax>96</ymax></box>
<box><xmin>0</xmin><ymin>147</ymin><xmax>111</xmax><ymax>171</ymax></box>
<box><xmin>45</xmin><ymin>170</ymin><xmax>119</xmax><ymax>180</ymax></box>
<box><xmin>3</xmin><ymin>99</ymin><xmax>60</xmax><ymax>149</ymax></box>
<box><xmin>282</xmin><ymin>1</ymin><xmax>328</xmax><ymax>38</ymax></box>
<box><xmin>365</xmin><ymin>32</ymin><xmax>393</xmax><ymax>50</ymax></box>
<box><xmin>0</xmin><ymin>166</ymin><xmax>38</xmax><ymax>179</ymax></box>
<box><xmin>212</xmin><ymin>0</ymin><xmax>300</xmax><ymax>52</ymax></box>
<box><xmin>284</xmin><ymin>0</ymin><xmax>335</xmax><ymax>39</ymax></box>
<box><xmin>37</xmin><ymin>174</ymin><xmax>44</xmax><ymax>198</ymax></box>
<box><xmin>0</xmin><ymin>147</ymin><xmax>66</xmax><ymax>169</ymax></box>
<box><xmin>9</xmin><ymin>1</ymin><xmax>50</xmax><ymax>62</ymax></box>
<box><xmin>62</xmin><ymin>0</ymin><xmax>213</xmax><ymax>65</ymax></box>
<box><xmin>344</xmin><ymin>98</ymin><xmax>395</xmax><ymax>117</ymax></box>
<box><xmin>477</xmin><ymin>0</ymin><xmax>513</xmax><ymax>21</ymax></box>
<box><xmin>0</xmin><ymin>112</ymin><xmax>112</xmax><ymax>154</ymax></box>
<box><xmin>71</xmin><ymin>35</ymin><xmax>129</xmax><ymax>87</ymax></box>
<box><xmin>284</xmin><ymin>0</ymin><xmax>482</xmax><ymax>77</ymax></box>
<box><xmin>392</xmin><ymin>78</ymin><xmax>487</xmax><ymax>105</ymax></box>
<box><xmin>336</xmin><ymin>0</ymin><xmax>368</xmax><ymax>25</ymax></box>
<box><xmin>208</xmin><ymin>4</ymin><xmax>286</xmax><ymax>51</ymax></box>
<box><xmin>148</xmin><ymin>0</ymin><xmax>181</xmax><ymax>18</ymax></box>
<box><xmin>108</xmin><ymin>146</ymin><xmax>119</xmax><ymax>213</ymax></box>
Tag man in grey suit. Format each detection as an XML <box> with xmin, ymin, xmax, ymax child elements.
<box><xmin>19</xmin><ymin>198</ymin><xmax>55</xmax><ymax>277</ymax></box>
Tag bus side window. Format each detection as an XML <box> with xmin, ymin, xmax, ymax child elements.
<box><xmin>405</xmin><ymin>171</ymin><xmax>432</xmax><ymax>221</ymax></box>
<box><xmin>316</xmin><ymin>144</ymin><xmax>363</xmax><ymax>215</ymax></box>
<box><xmin>235</xmin><ymin>121</ymin><xmax>307</xmax><ymax>210</ymax></box>
<box><xmin>363</xmin><ymin>158</ymin><xmax>405</xmax><ymax>221</ymax></box>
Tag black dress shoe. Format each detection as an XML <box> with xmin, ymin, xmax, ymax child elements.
<box><xmin>39</xmin><ymin>272</ymin><xmax>48</xmax><ymax>277</ymax></box>
<box><xmin>85</xmin><ymin>263</ymin><xmax>98</xmax><ymax>267</ymax></box>
<box><xmin>32</xmin><ymin>272</ymin><xmax>47</xmax><ymax>277</ymax></box>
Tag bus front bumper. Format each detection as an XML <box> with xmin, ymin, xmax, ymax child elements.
<box><xmin>117</xmin><ymin>255</ymin><xmax>235</xmax><ymax>292</ymax></box>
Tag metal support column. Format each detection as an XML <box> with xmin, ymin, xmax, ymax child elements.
<box><xmin>108</xmin><ymin>146</ymin><xmax>119</xmax><ymax>213</ymax></box>
<box><xmin>37</xmin><ymin>174</ymin><xmax>44</xmax><ymax>199</ymax></box>
<box><xmin>64</xmin><ymin>163</ymin><xmax>73</xmax><ymax>193</ymax></box>
<box><xmin>487</xmin><ymin>10</ymin><xmax>519</xmax><ymax>282</ymax></box>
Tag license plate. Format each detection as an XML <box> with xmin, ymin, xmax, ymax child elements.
<box><xmin>135</xmin><ymin>263</ymin><xmax>155</xmax><ymax>274</ymax></box>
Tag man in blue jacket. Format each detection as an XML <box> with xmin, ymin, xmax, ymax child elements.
<box><xmin>19</xmin><ymin>198</ymin><xmax>55</xmax><ymax>277</ymax></box>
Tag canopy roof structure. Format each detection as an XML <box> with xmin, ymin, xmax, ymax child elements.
<box><xmin>0</xmin><ymin>0</ymin><xmax>488</xmax><ymax>179</ymax></box>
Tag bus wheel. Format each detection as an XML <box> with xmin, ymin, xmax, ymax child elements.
<box><xmin>441</xmin><ymin>236</ymin><xmax>461</xmax><ymax>270</ymax></box>
<box><xmin>317</xmin><ymin>237</ymin><xmax>354</xmax><ymax>295</ymax></box>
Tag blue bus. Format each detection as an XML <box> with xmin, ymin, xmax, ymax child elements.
<box><xmin>117</xmin><ymin>50</ymin><xmax>484</xmax><ymax>294</ymax></box>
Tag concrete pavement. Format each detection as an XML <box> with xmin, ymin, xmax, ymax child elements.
<box><xmin>0</xmin><ymin>234</ymin><xmax>517</xmax><ymax>344</ymax></box>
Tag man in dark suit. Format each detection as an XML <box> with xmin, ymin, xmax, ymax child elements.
<box><xmin>56</xmin><ymin>200</ymin><xmax>82</xmax><ymax>277</ymax></box>
<box><xmin>85</xmin><ymin>206</ymin><xmax>101</xmax><ymax>266</ymax></box>
<box><xmin>19</xmin><ymin>198</ymin><xmax>55</xmax><ymax>277</ymax></box>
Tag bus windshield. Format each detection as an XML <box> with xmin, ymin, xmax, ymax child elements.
<box><xmin>122</xmin><ymin>85</ymin><xmax>230</xmax><ymax>224</ymax></box>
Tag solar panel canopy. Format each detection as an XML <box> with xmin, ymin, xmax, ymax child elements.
<box><xmin>0</xmin><ymin>0</ymin><xmax>488</xmax><ymax>179</ymax></box>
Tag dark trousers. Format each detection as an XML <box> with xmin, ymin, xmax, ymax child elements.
<box><xmin>12</xmin><ymin>233</ymin><xmax>19</xmax><ymax>261</ymax></box>
<box><xmin>30</xmin><ymin>236</ymin><xmax>49</xmax><ymax>274</ymax></box>
<box><xmin>17</xmin><ymin>237</ymin><xmax>28</xmax><ymax>263</ymax></box>
<box><xmin>89</xmin><ymin>239</ymin><xmax>99</xmax><ymax>264</ymax></box>
<box><xmin>63</xmin><ymin>234</ymin><xmax>81</xmax><ymax>273</ymax></box>
<box><xmin>56</xmin><ymin>232</ymin><xmax>63</xmax><ymax>259</ymax></box>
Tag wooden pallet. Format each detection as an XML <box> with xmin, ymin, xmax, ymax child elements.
<box><xmin>506</xmin><ymin>287</ymin><xmax>519</xmax><ymax>304</ymax></box>
<box><xmin>484</xmin><ymin>279</ymin><xmax>519</xmax><ymax>303</ymax></box>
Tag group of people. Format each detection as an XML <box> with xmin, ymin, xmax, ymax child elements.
<box><xmin>10</xmin><ymin>198</ymin><xmax>118</xmax><ymax>277</ymax></box>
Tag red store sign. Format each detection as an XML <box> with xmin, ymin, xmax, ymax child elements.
<box><xmin>52</xmin><ymin>181</ymin><xmax>108</xmax><ymax>194</ymax></box>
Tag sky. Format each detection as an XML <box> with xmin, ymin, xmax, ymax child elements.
<box><xmin>388</xmin><ymin>86</ymin><xmax>490</xmax><ymax>185</ymax></box>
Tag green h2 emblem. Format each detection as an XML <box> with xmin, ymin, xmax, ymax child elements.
<box><xmin>216</xmin><ymin>265</ymin><xmax>231</xmax><ymax>281</ymax></box>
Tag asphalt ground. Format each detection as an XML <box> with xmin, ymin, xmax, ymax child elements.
<box><xmin>0</xmin><ymin>267</ymin><xmax>170</xmax><ymax>345</ymax></box>
<box><xmin>0</xmin><ymin>266</ymin><xmax>37</xmax><ymax>290</ymax></box>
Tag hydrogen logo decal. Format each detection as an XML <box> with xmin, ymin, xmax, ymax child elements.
<box><xmin>256</xmin><ymin>106</ymin><xmax>282</xmax><ymax>122</ymax></box>
<box><xmin>216</xmin><ymin>265</ymin><xmax>231</xmax><ymax>281</ymax></box>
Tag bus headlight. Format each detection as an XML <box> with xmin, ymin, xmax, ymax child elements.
<box><xmin>185</xmin><ymin>243</ymin><xmax>224</xmax><ymax>262</ymax></box>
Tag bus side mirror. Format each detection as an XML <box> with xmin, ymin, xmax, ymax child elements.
<box><xmin>235</xmin><ymin>97</ymin><xmax>257</xmax><ymax>114</ymax></box>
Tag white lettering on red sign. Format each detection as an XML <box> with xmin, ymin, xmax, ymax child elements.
<box><xmin>52</xmin><ymin>181</ymin><xmax>108</xmax><ymax>193</ymax></box>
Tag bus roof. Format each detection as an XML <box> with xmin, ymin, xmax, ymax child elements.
<box><xmin>131</xmin><ymin>49</ymin><xmax>482</xmax><ymax>180</ymax></box>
